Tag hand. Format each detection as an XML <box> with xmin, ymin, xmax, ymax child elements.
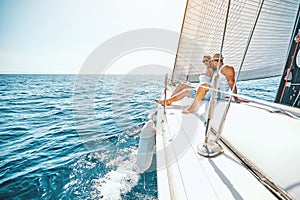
<box><xmin>234</xmin><ymin>97</ymin><xmax>240</xmax><ymax>103</ymax></box>
<box><xmin>234</xmin><ymin>97</ymin><xmax>248</xmax><ymax>103</ymax></box>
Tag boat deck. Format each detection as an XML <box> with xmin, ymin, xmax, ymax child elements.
<box><xmin>155</xmin><ymin>95</ymin><xmax>300</xmax><ymax>199</ymax></box>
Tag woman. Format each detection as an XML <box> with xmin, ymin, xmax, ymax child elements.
<box><xmin>155</xmin><ymin>55</ymin><xmax>214</xmax><ymax>106</ymax></box>
<box><xmin>170</xmin><ymin>55</ymin><xmax>213</xmax><ymax>97</ymax></box>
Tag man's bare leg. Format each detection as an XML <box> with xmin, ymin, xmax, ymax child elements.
<box><xmin>182</xmin><ymin>83</ymin><xmax>209</xmax><ymax>114</ymax></box>
<box><xmin>155</xmin><ymin>89</ymin><xmax>190</xmax><ymax>106</ymax></box>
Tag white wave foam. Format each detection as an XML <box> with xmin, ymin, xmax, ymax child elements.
<box><xmin>92</xmin><ymin>151</ymin><xmax>139</xmax><ymax>200</ymax></box>
<box><xmin>93</xmin><ymin>169</ymin><xmax>138</xmax><ymax>200</ymax></box>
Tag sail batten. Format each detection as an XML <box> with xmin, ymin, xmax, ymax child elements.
<box><xmin>171</xmin><ymin>0</ymin><xmax>299</xmax><ymax>83</ymax></box>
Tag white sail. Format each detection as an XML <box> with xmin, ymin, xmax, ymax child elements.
<box><xmin>172</xmin><ymin>0</ymin><xmax>299</xmax><ymax>83</ymax></box>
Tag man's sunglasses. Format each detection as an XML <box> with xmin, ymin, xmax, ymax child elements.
<box><xmin>202</xmin><ymin>60</ymin><xmax>210</xmax><ymax>63</ymax></box>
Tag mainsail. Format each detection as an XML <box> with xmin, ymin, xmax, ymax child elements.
<box><xmin>171</xmin><ymin>0</ymin><xmax>300</xmax><ymax>83</ymax></box>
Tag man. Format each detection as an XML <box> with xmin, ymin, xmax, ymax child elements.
<box><xmin>155</xmin><ymin>55</ymin><xmax>214</xmax><ymax>106</ymax></box>
<box><xmin>182</xmin><ymin>53</ymin><xmax>245</xmax><ymax>113</ymax></box>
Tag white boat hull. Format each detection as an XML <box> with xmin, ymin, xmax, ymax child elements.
<box><xmin>155</xmin><ymin>94</ymin><xmax>300</xmax><ymax>199</ymax></box>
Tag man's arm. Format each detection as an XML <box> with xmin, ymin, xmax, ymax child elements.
<box><xmin>223</xmin><ymin>66</ymin><xmax>241</xmax><ymax>102</ymax></box>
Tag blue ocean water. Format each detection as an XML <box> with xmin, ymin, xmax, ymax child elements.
<box><xmin>0</xmin><ymin>74</ymin><xmax>280</xmax><ymax>199</ymax></box>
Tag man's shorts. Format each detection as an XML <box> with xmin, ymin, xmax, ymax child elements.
<box><xmin>189</xmin><ymin>88</ymin><xmax>227</xmax><ymax>101</ymax></box>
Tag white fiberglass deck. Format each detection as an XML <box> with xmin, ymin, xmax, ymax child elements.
<box><xmin>155</xmin><ymin>96</ymin><xmax>300</xmax><ymax>199</ymax></box>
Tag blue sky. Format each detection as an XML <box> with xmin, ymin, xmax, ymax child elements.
<box><xmin>0</xmin><ymin>0</ymin><xmax>186</xmax><ymax>74</ymax></box>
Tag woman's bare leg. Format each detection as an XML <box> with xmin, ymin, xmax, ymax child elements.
<box><xmin>156</xmin><ymin>89</ymin><xmax>190</xmax><ymax>106</ymax></box>
<box><xmin>182</xmin><ymin>83</ymin><xmax>210</xmax><ymax>114</ymax></box>
<box><xmin>171</xmin><ymin>83</ymin><xmax>195</xmax><ymax>97</ymax></box>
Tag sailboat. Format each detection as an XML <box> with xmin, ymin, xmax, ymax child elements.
<box><xmin>137</xmin><ymin>0</ymin><xmax>300</xmax><ymax>199</ymax></box>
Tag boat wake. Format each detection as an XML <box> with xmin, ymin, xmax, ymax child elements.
<box><xmin>92</xmin><ymin>153</ymin><xmax>139</xmax><ymax>200</ymax></box>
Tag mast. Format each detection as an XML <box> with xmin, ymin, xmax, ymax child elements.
<box><xmin>275</xmin><ymin>3</ymin><xmax>300</xmax><ymax>108</ymax></box>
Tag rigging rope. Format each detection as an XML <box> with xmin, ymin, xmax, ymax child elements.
<box><xmin>214</xmin><ymin>0</ymin><xmax>265</xmax><ymax>142</ymax></box>
<box><xmin>196</xmin><ymin>84</ymin><xmax>300</xmax><ymax>115</ymax></box>
<box><xmin>233</xmin><ymin>0</ymin><xmax>265</xmax><ymax>87</ymax></box>
<box><xmin>204</xmin><ymin>0</ymin><xmax>231</xmax><ymax>144</ymax></box>
<box><xmin>161</xmin><ymin>72</ymin><xmax>189</xmax><ymax>199</ymax></box>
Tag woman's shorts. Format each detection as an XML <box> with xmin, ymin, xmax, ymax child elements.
<box><xmin>189</xmin><ymin>89</ymin><xmax>212</xmax><ymax>100</ymax></box>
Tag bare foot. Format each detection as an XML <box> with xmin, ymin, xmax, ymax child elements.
<box><xmin>182</xmin><ymin>108</ymin><xmax>195</xmax><ymax>114</ymax></box>
<box><xmin>155</xmin><ymin>99</ymin><xmax>171</xmax><ymax>106</ymax></box>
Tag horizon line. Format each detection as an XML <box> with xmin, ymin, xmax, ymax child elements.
<box><xmin>0</xmin><ymin>72</ymin><xmax>169</xmax><ymax>75</ymax></box>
